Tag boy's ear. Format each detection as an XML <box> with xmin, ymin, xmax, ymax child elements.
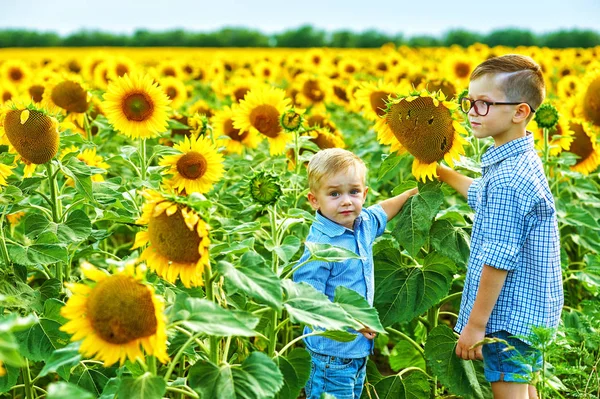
<box><xmin>363</xmin><ymin>186</ymin><xmax>369</xmax><ymax>201</ymax></box>
<box><xmin>513</xmin><ymin>103</ymin><xmax>532</xmax><ymax>123</ymax></box>
<box><xmin>307</xmin><ymin>192</ymin><xmax>319</xmax><ymax>210</ymax></box>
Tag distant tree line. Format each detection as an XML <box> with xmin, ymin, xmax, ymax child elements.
<box><xmin>1</xmin><ymin>25</ymin><xmax>599</xmax><ymax>48</ymax></box>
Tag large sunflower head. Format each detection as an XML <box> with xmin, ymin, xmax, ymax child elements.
<box><xmin>102</xmin><ymin>73</ymin><xmax>171</xmax><ymax>139</ymax></box>
<box><xmin>576</xmin><ymin>69</ymin><xmax>600</xmax><ymax>127</ymax></box>
<box><xmin>60</xmin><ymin>262</ymin><xmax>169</xmax><ymax>367</ymax></box>
<box><xmin>232</xmin><ymin>86</ymin><xmax>291</xmax><ymax>155</ymax></box>
<box><xmin>567</xmin><ymin>119</ymin><xmax>600</xmax><ymax>175</ymax></box>
<box><xmin>212</xmin><ymin>105</ymin><xmax>260</xmax><ymax>154</ymax></box>
<box><xmin>159</xmin><ymin>134</ymin><xmax>224</xmax><ymax>194</ymax></box>
<box><xmin>374</xmin><ymin>90</ymin><xmax>468</xmax><ymax>182</ymax></box>
<box><xmin>1</xmin><ymin>103</ymin><xmax>60</xmax><ymax>165</ymax></box>
<box><xmin>132</xmin><ymin>190</ymin><xmax>210</xmax><ymax>288</ymax></box>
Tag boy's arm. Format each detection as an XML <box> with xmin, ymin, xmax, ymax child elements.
<box><xmin>379</xmin><ymin>187</ymin><xmax>418</xmax><ymax>221</ymax></box>
<box><xmin>455</xmin><ymin>264</ymin><xmax>508</xmax><ymax>361</ymax></box>
<box><xmin>437</xmin><ymin>165</ymin><xmax>473</xmax><ymax>199</ymax></box>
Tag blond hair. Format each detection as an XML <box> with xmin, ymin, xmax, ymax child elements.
<box><xmin>471</xmin><ymin>54</ymin><xmax>545</xmax><ymax>117</ymax></box>
<box><xmin>307</xmin><ymin>148</ymin><xmax>366</xmax><ymax>192</ymax></box>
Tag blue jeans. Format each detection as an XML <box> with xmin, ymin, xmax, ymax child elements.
<box><xmin>482</xmin><ymin>330</ymin><xmax>542</xmax><ymax>383</ymax></box>
<box><xmin>305</xmin><ymin>349</ymin><xmax>367</xmax><ymax>399</ymax></box>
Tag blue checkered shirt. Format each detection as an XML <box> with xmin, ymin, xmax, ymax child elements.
<box><xmin>455</xmin><ymin>134</ymin><xmax>563</xmax><ymax>343</ymax></box>
<box><xmin>293</xmin><ymin>204</ymin><xmax>387</xmax><ymax>358</ymax></box>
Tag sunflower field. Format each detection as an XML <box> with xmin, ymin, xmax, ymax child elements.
<box><xmin>0</xmin><ymin>44</ymin><xmax>599</xmax><ymax>399</ymax></box>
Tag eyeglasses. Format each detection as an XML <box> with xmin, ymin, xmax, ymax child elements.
<box><xmin>459</xmin><ymin>97</ymin><xmax>536</xmax><ymax>117</ymax></box>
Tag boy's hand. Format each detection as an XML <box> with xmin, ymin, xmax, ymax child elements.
<box><xmin>359</xmin><ymin>327</ymin><xmax>377</xmax><ymax>340</ymax></box>
<box><xmin>456</xmin><ymin>323</ymin><xmax>485</xmax><ymax>360</ymax></box>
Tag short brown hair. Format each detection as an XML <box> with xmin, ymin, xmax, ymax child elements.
<box><xmin>307</xmin><ymin>148</ymin><xmax>366</xmax><ymax>192</ymax></box>
<box><xmin>471</xmin><ymin>54</ymin><xmax>545</xmax><ymax>113</ymax></box>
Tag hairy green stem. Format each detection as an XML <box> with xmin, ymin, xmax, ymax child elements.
<box><xmin>0</xmin><ymin>210</ymin><xmax>10</xmax><ymax>267</ymax></box>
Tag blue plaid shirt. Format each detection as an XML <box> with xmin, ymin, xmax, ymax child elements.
<box><xmin>455</xmin><ymin>134</ymin><xmax>563</xmax><ymax>343</ymax></box>
<box><xmin>293</xmin><ymin>204</ymin><xmax>387</xmax><ymax>358</ymax></box>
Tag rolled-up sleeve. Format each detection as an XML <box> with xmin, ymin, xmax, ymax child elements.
<box><xmin>292</xmin><ymin>245</ymin><xmax>331</xmax><ymax>293</ymax></box>
<box><xmin>480</xmin><ymin>185</ymin><xmax>532</xmax><ymax>271</ymax></box>
<box><xmin>365</xmin><ymin>204</ymin><xmax>388</xmax><ymax>238</ymax></box>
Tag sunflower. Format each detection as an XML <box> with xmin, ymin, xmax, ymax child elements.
<box><xmin>188</xmin><ymin>99</ymin><xmax>214</xmax><ymax>119</ymax></box>
<box><xmin>0</xmin><ymin>162</ymin><xmax>14</xmax><ymax>186</ymax></box>
<box><xmin>419</xmin><ymin>78</ymin><xmax>459</xmax><ymax>100</ymax></box>
<box><xmin>1</xmin><ymin>104</ymin><xmax>60</xmax><ymax>165</ymax></box>
<box><xmin>60</xmin><ymin>262</ymin><xmax>169</xmax><ymax>367</ymax></box>
<box><xmin>566</xmin><ymin>119</ymin><xmax>600</xmax><ymax>174</ymax></box>
<box><xmin>61</xmin><ymin>146</ymin><xmax>110</xmax><ymax>183</ymax></box>
<box><xmin>103</xmin><ymin>73</ymin><xmax>171</xmax><ymax>139</ymax></box>
<box><xmin>108</xmin><ymin>56</ymin><xmax>138</xmax><ymax>80</ymax></box>
<box><xmin>0</xmin><ymin>60</ymin><xmax>32</xmax><ymax>87</ymax></box>
<box><xmin>556</xmin><ymin>75</ymin><xmax>581</xmax><ymax>99</ymax></box>
<box><xmin>441</xmin><ymin>53</ymin><xmax>476</xmax><ymax>85</ymax></box>
<box><xmin>528</xmin><ymin>117</ymin><xmax>574</xmax><ymax>157</ymax></box>
<box><xmin>374</xmin><ymin>90</ymin><xmax>468</xmax><ymax>182</ymax></box>
<box><xmin>576</xmin><ymin>68</ymin><xmax>600</xmax><ymax>127</ymax></box>
<box><xmin>132</xmin><ymin>190</ymin><xmax>210</xmax><ymax>288</ymax></box>
<box><xmin>159</xmin><ymin>76</ymin><xmax>188</xmax><ymax>110</ymax></box>
<box><xmin>354</xmin><ymin>80</ymin><xmax>409</xmax><ymax>122</ymax></box>
<box><xmin>42</xmin><ymin>74</ymin><xmax>91</xmax><ymax>127</ymax></box>
<box><xmin>0</xmin><ymin>84</ymin><xmax>18</xmax><ymax>105</ymax></box>
<box><xmin>212</xmin><ymin>105</ymin><xmax>260</xmax><ymax>154</ymax></box>
<box><xmin>6</xmin><ymin>211</ymin><xmax>25</xmax><ymax>226</ymax></box>
<box><xmin>337</xmin><ymin>58</ymin><xmax>361</xmax><ymax>79</ymax></box>
<box><xmin>159</xmin><ymin>134</ymin><xmax>224</xmax><ymax>194</ymax></box>
<box><xmin>232</xmin><ymin>86</ymin><xmax>292</xmax><ymax>155</ymax></box>
<box><xmin>294</xmin><ymin>74</ymin><xmax>331</xmax><ymax>108</ymax></box>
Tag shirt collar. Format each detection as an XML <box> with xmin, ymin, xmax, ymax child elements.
<box><xmin>313</xmin><ymin>210</ymin><xmax>355</xmax><ymax>237</ymax></box>
<box><xmin>481</xmin><ymin>133</ymin><xmax>534</xmax><ymax>168</ymax></box>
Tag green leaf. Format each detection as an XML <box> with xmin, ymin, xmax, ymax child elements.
<box><xmin>211</xmin><ymin>238</ymin><xmax>255</xmax><ymax>256</ymax></box>
<box><xmin>40</xmin><ymin>279</ymin><xmax>62</xmax><ymax>301</ymax></box>
<box><xmin>39</xmin><ymin>342</ymin><xmax>82</xmax><ymax>380</ymax></box>
<box><xmin>60</xmin><ymin>157</ymin><xmax>94</xmax><ymax>203</ymax></box>
<box><xmin>173</xmin><ymin>297</ymin><xmax>259</xmax><ymax>337</ymax></box>
<box><xmin>118</xmin><ymin>372</ymin><xmax>167</xmax><ymax>399</ymax></box>
<box><xmin>69</xmin><ymin>363</ymin><xmax>113</xmax><ymax>397</ymax></box>
<box><xmin>334</xmin><ymin>286</ymin><xmax>385</xmax><ymax>333</ymax></box>
<box><xmin>374</xmin><ymin>250</ymin><xmax>455</xmax><ymax>326</ymax></box>
<box><xmin>47</xmin><ymin>381</ymin><xmax>95</xmax><ymax>399</ymax></box>
<box><xmin>7</xmin><ymin>242</ymin><xmax>68</xmax><ymax>266</ymax></box>
<box><xmin>189</xmin><ymin>352</ymin><xmax>284</xmax><ymax>399</ymax></box>
<box><xmin>98</xmin><ymin>377</ymin><xmax>121</xmax><ymax>399</ymax></box>
<box><xmin>367</xmin><ymin>371</ymin><xmax>430</xmax><ymax>399</ymax></box>
<box><xmin>393</xmin><ymin>183</ymin><xmax>443</xmax><ymax>256</ymax></box>
<box><xmin>430</xmin><ymin>219</ymin><xmax>470</xmax><ymax>267</ymax></box>
<box><xmin>0</xmin><ymin>332</ymin><xmax>24</xmax><ymax>369</ymax></box>
<box><xmin>304</xmin><ymin>242</ymin><xmax>361</xmax><ymax>262</ymax></box>
<box><xmin>14</xmin><ymin>316</ymin><xmax>70</xmax><ymax>362</ymax></box>
<box><xmin>25</xmin><ymin>210</ymin><xmax>91</xmax><ymax>243</ymax></box>
<box><xmin>218</xmin><ymin>261</ymin><xmax>283</xmax><ymax>309</ymax></box>
<box><xmin>424</xmin><ymin>325</ymin><xmax>488</xmax><ymax>399</ymax></box>
<box><xmin>282</xmin><ymin>280</ymin><xmax>361</xmax><ymax>331</ymax></box>
<box><xmin>316</xmin><ymin>330</ymin><xmax>357</xmax><ymax>342</ymax></box>
<box><xmin>377</xmin><ymin>152</ymin><xmax>403</xmax><ymax>181</ymax></box>
<box><xmin>389</xmin><ymin>340</ymin><xmax>426</xmax><ymax>372</ymax></box>
<box><xmin>273</xmin><ymin>235</ymin><xmax>301</xmax><ymax>263</ymax></box>
<box><xmin>0</xmin><ymin>365</ymin><xmax>20</xmax><ymax>394</ymax></box>
<box><xmin>559</xmin><ymin>204</ymin><xmax>600</xmax><ymax>230</ymax></box>
<box><xmin>275</xmin><ymin>348</ymin><xmax>311</xmax><ymax>399</ymax></box>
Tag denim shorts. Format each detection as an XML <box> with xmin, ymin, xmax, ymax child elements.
<box><xmin>305</xmin><ymin>349</ymin><xmax>367</xmax><ymax>399</ymax></box>
<box><xmin>482</xmin><ymin>330</ymin><xmax>542</xmax><ymax>383</ymax></box>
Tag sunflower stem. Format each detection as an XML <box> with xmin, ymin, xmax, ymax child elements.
<box><xmin>293</xmin><ymin>129</ymin><xmax>302</xmax><ymax>207</ymax></box>
<box><xmin>0</xmin><ymin>209</ymin><xmax>11</xmax><ymax>268</ymax></box>
<box><xmin>45</xmin><ymin>162</ymin><xmax>62</xmax><ymax>223</ymax></box>
<box><xmin>148</xmin><ymin>355</ymin><xmax>157</xmax><ymax>376</ymax></box>
<box><xmin>203</xmin><ymin>263</ymin><xmax>219</xmax><ymax>364</ymax></box>
<box><xmin>84</xmin><ymin>113</ymin><xmax>93</xmax><ymax>143</ymax></box>
<box><xmin>22</xmin><ymin>358</ymin><xmax>35</xmax><ymax>399</ymax></box>
<box><xmin>139</xmin><ymin>138</ymin><xmax>148</xmax><ymax>181</ymax></box>
<box><xmin>164</xmin><ymin>331</ymin><xmax>201</xmax><ymax>382</ymax></box>
<box><xmin>542</xmin><ymin>127</ymin><xmax>551</xmax><ymax>178</ymax></box>
<box><xmin>267</xmin><ymin>204</ymin><xmax>281</xmax><ymax>358</ymax></box>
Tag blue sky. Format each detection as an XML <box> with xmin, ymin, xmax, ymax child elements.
<box><xmin>2</xmin><ymin>0</ymin><xmax>599</xmax><ymax>36</ymax></box>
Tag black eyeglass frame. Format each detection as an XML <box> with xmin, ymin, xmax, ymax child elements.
<box><xmin>459</xmin><ymin>97</ymin><xmax>536</xmax><ymax>117</ymax></box>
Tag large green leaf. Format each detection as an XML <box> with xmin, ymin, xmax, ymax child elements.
<box><xmin>282</xmin><ymin>280</ymin><xmax>361</xmax><ymax>331</ymax></box>
<box><xmin>334</xmin><ymin>286</ymin><xmax>385</xmax><ymax>333</ymax></box>
<box><xmin>559</xmin><ymin>204</ymin><xmax>600</xmax><ymax>230</ymax></box>
<box><xmin>0</xmin><ymin>331</ymin><xmax>24</xmax><ymax>369</ymax></box>
<box><xmin>7</xmin><ymin>242</ymin><xmax>68</xmax><ymax>266</ymax></box>
<box><xmin>304</xmin><ymin>242</ymin><xmax>361</xmax><ymax>262</ymax></box>
<box><xmin>365</xmin><ymin>372</ymin><xmax>430</xmax><ymax>399</ymax></box>
<box><xmin>25</xmin><ymin>210</ymin><xmax>91</xmax><ymax>243</ymax></box>
<box><xmin>69</xmin><ymin>363</ymin><xmax>114</xmax><ymax>397</ymax></box>
<box><xmin>218</xmin><ymin>260</ymin><xmax>283</xmax><ymax>309</ymax></box>
<box><xmin>0</xmin><ymin>365</ymin><xmax>19</xmax><ymax>394</ymax></box>
<box><xmin>14</xmin><ymin>316</ymin><xmax>70</xmax><ymax>362</ymax></box>
<box><xmin>189</xmin><ymin>352</ymin><xmax>284</xmax><ymax>399</ymax></box>
<box><xmin>173</xmin><ymin>297</ymin><xmax>259</xmax><ymax>336</ymax></box>
<box><xmin>374</xmin><ymin>250</ymin><xmax>455</xmax><ymax>326</ymax></box>
<box><xmin>424</xmin><ymin>325</ymin><xmax>488</xmax><ymax>399</ymax></box>
<box><xmin>430</xmin><ymin>219</ymin><xmax>471</xmax><ymax>267</ymax></box>
<box><xmin>269</xmin><ymin>235</ymin><xmax>301</xmax><ymax>264</ymax></box>
<box><xmin>47</xmin><ymin>382</ymin><xmax>95</xmax><ymax>399</ymax></box>
<box><xmin>392</xmin><ymin>182</ymin><xmax>443</xmax><ymax>257</ymax></box>
<box><xmin>118</xmin><ymin>372</ymin><xmax>167</xmax><ymax>399</ymax></box>
<box><xmin>39</xmin><ymin>342</ymin><xmax>82</xmax><ymax>380</ymax></box>
<box><xmin>275</xmin><ymin>348</ymin><xmax>311</xmax><ymax>399</ymax></box>
<box><xmin>389</xmin><ymin>340</ymin><xmax>426</xmax><ymax>372</ymax></box>
<box><xmin>60</xmin><ymin>157</ymin><xmax>94</xmax><ymax>203</ymax></box>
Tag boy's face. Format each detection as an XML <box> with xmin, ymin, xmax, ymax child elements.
<box><xmin>467</xmin><ymin>74</ymin><xmax>527</xmax><ymax>146</ymax></box>
<box><xmin>307</xmin><ymin>166</ymin><xmax>368</xmax><ymax>229</ymax></box>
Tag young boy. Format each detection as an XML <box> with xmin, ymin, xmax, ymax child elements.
<box><xmin>293</xmin><ymin>148</ymin><xmax>417</xmax><ymax>399</ymax></box>
<box><xmin>437</xmin><ymin>54</ymin><xmax>563</xmax><ymax>399</ymax></box>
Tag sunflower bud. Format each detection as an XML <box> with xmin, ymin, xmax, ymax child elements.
<box><xmin>249</xmin><ymin>171</ymin><xmax>282</xmax><ymax>205</ymax></box>
<box><xmin>534</xmin><ymin>103</ymin><xmax>559</xmax><ymax>130</ymax></box>
<box><xmin>280</xmin><ymin>109</ymin><xmax>303</xmax><ymax>132</ymax></box>
<box><xmin>3</xmin><ymin>108</ymin><xmax>59</xmax><ymax>164</ymax></box>
<box><xmin>189</xmin><ymin>113</ymin><xmax>210</xmax><ymax>136</ymax></box>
